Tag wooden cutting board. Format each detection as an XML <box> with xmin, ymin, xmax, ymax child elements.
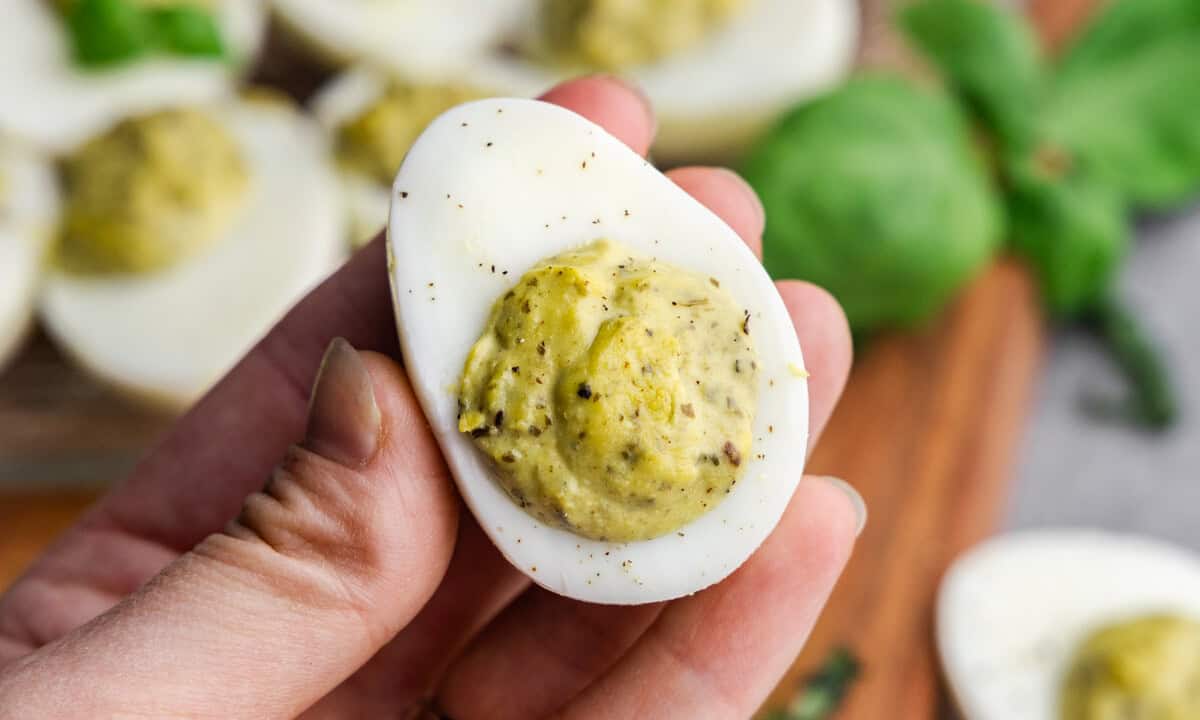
<box><xmin>0</xmin><ymin>2</ymin><xmax>1091</xmax><ymax>717</ymax></box>
<box><xmin>760</xmin><ymin>0</ymin><xmax>1095</xmax><ymax>717</ymax></box>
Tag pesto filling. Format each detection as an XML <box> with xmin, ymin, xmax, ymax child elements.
<box><xmin>539</xmin><ymin>0</ymin><xmax>746</xmax><ymax>71</ymax></box>
<box><xmin>1060</xmin><ymin>614</ymin><xmax>1200</xmax><ymax>720</ymax></box>
<box><xmin>457</xmin><ymin>239</ymin><xmax>758</xmax><ymax>542</ymax></box>
<box><xmin>57</xmin><ymin>109</ymin><xmax>248</xmax><ymax>275</ymax></box>
<box><xmin>335</xmin><ymin>81</ymin><xmax>481</xmax><ymax>188</ymax></box>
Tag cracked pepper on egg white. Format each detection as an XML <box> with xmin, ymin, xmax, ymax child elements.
<box><xmin>388</xmin><ymin>97</ymin><xmax>808</xmax><ymax>604</ymax></box>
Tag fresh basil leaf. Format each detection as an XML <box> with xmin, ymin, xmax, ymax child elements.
<box><xmin>1006</xmin><ymin>149</ymin><xmax>1127</xmax><ymax>316</ymax></box>
<box><xmin>900</xmin><ymin>0</ymin><xmax>1042</xmax><ymax>153</ymax></box>
<box><xmin>1046</xmin><ymin>0</ymin><xmax>1200</xmax><ymax>207</ymax></box>
<box><xmin>67</xmin><ymin>0</ymin><xmax>151</xmax><ymax>68</ymax></box>
<box><xmin>1056</xmin><ymin>0</ymin><xmax>1200</xmax><ymax>83</ymax></box>
<box><xmin>742</xmin><ymin>75</ymin><xmax>1001</xmax><ymax>334</ymax></box>
<box><xmin>144</xmin><ymin>5</ymin><xmax>226</xmax><ymax>59</ymax></box>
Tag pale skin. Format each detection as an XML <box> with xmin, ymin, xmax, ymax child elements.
<box><xmin>0</xmin><ymin>77</ymin><xmax>859</xmax><ymax>719</ymax></box>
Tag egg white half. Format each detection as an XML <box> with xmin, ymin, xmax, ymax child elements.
<box><xmin>40</xmin><ymin>98</ymin><xmax>344</xmax><ymax>409</ymax></box>
<box><xmin>271</xmin><ymin>0</ymin><xmax>527</xmax><ymax>75</ymax></box>
<box><xmin>388</xmin><ymin>98</ymin><xmax>809</xmax><ymax>604</ymax></box>
<box><xmin>473</xmin><ymin>0</ymin><xmax>860</xmax><ymax>163</ymax></box>
<box><xmin>0</xmin><ymin>0</ymin><xmax>266</xmax><ymax>154</ymax></box>
<box><xmin>938</xmin><ymin>529</ymin><xmax>1200</xmax><ymax>720</ymax></box>
<box><xmin>0</xmin><ymin>138</ymin><xmax>59</xmax><ymax>370</ymax></box>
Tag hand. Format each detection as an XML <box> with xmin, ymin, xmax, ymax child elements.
<box><xmin>0</xmin><ymin>77</ymin><xmax>862</xmax><ymax>719</ymax></box>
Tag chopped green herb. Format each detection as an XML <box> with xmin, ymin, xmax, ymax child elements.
<box><xmin>765</xmin><ymin>647</ymin><xmax>861</xmax><ymax>720</ymax></box>
<box><xmin>67</xmin><ymin>0</ymin><xmax>150</xmax><ymax>68</ymax></box>
<box><xmin>144</xmin><ymin>5</ymin><xmax>225</xmax><ymax>58</ymax></box>
<box><xmin>62</xmin><ymin>0</ymin><xmax>226</xmax><ymax>69</ymax></box>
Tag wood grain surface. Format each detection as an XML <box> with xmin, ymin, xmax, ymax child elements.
<box><xmin>761</xmin><ymin>261</ymin><xmax>1044</xmax><ymax>718</ymax></box>
<box><xmin>0</xmin><ymin>1</ymin><xmax>1094</xmax><ymax>717</ymax></box>
<box><xmin>760</xmin><ymin>0</ymin><xmax>1096</xmax><ymax>716</ymax></box>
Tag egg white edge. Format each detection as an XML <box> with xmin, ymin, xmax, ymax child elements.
<box><xmin>388</xmin><ymin>97</ymin><xmax>809</xmax><ymax>604</ymax></box>
<box><xmin>271</xmin><ymin>0</ymin><xmax>528</xmax><ymax>76</ymax></box>
<box><xmin>0</xmin><ymin>139</ymin><xmax>58</xmax><ymax>369</ymax></box>
<box><xmin>39</xmin><ymin>98</ymin><xmax>345</xmax><ymax>409</ymax></box>
<box><xmin>937</xmin><ymin>528</ymin><xmax>1200</xmax><ymax>720</ymax></box>
<box><xmin>0</xmin><ymin>0</ymin><xmax>267</xmax><ymax>154</ymax></box>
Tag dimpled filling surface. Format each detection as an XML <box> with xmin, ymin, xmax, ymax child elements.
<box><xmin>57</xmin><ymin>108</ymin><xmax>247</xmax><ymax>275</ymax></box>
<box><xmin>540</xmin><ymin>0</ymin><xmax>745</xmax><ymax>71</ymax></box>
<box><xmin>457</xmin><ymin>239</ymin><xmax>758</xmax><ymax>542</ymax></box>
<box><xmin>1060</xmin><ymin>615</ymin><xmax>1200</xmax><ymax>720</ymax></box>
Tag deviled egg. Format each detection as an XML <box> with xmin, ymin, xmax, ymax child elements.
<box><xmin>313</xmin><ymin>67</ymin><xmax>487</xmax><ymax>247</ymax></box>
<box><xmin>938</xmin><ymin>530</ymin><xmax>1200</xmax><ymax>720</ymax></box>
<box><xmin>389</xmin><ymin>97</ymin><xmax>809</xmax><ymax>604</ymax></box>
<box><xmin>270</xmin><ymin>0</ymin><xmax>528</xmax><ymax>74</ymax></box>
<box><xmin>0</xmin><ymin>0</ymin><xmax>266</xmax><ymax>154</ymax></box>
<box><xmin>40</xmin><ymin>96</ymin><xmax>344</xmax><ymax>408</ymax></box>
<box><xmin>473</xmin><ymin>0</ymin><xmax>860</xmax><ymax>162</ymax></box>
<box><xmin>0</xmin><ymin>137</ymin><xmax>59</xmax><ymax>370</ymax></box>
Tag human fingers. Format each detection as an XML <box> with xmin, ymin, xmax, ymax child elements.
<box><xmin>0</xmin><ymin>343</ymin><xmax>459</xmax><ymax>718</ymax></box>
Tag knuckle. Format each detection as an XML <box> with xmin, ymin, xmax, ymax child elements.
<box><xmin>198</xmin><ymin>446</ymin><xmax>389</xmax><ymax>630</ymax></box>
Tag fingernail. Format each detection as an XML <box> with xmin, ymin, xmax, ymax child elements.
<box><xmin>715</xmin><ymin>168</ymin><xmax>766</xmax><ymax>229</ymax></box>
<box><xmin>593</xmin><ymin>73</ymin><xmax>656</xmax><ymax>137</ymax></box>
<box><xmin>305</xmin><ymin>338</ymin><xmax>382</xmax><ymax>467</ymax></box>
<box><xmin>820</xmin><ymin>476</ymin><xmax>867</xmax><ymax>537</ymax></box>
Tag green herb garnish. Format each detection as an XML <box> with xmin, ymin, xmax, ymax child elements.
<box><xmin>900</xmin><ymin>0</ymin><xmax>1042</xmax><ymax>153</ymax></box>
<box><xmin>742</xmin><ymin>75</ymin><xmax>1001</xmax><ymax>335</ymax></box>
<box><xmin>62</xmin><ymin>0</ymin><xmax>226</xmax><ymax>70</ymax></box>
<box><xmin>66</xmin><ymin>0</ymin><xmax>151</xmax><ymax>67</ymax></box>
<box><xmin>745</xmin><ymin>0</ymin><xmax>1193</xmax><ymax>430</ymax></box>
<box><xmin>143</xmin><ymin>5</ymin><xmax>225</xmax><ymax>58</ymax></box>
<box><xmin>903</xmin><ymin>0</ymin><xmax>1191</xmax><ymax>429</ymax></box>
<box><xmin>765</xmin><ymin>647</ymin><xmax>861</xmax><ymax>720</ymax></box>
<box><xmin>1045</xmin><ymin>0</ymin><xmax>1200</xmax><ymax>209</ymax></box>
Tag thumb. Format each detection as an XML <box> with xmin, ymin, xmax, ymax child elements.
<box><xmin>0</xmin><ymin>339</ymin><xmax>460</xmax><ymax>719</ymax></box>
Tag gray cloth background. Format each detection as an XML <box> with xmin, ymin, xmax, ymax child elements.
<box><xmin>1009</xmin><ymin>207</ymin><xmax>1200</xmax><ymax>548</ymax></box>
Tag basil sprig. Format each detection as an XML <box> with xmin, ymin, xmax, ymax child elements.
<box><xmin>900</xmin><ymin>0</ymin><xmax>1193</xmax><ymax>428</ymax></box>
<box><xmin>64</xmin><ymin>0</ymin><xmax>226</xmax><ymax>69</ymax></box>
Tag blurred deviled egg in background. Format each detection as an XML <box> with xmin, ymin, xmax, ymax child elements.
<box><xmin>938</xmin><ymin>530</ymin><xmax>1200</xmax><ymax>720</ymax></box>
<box><xmin>0</xmin><ymin>0</ymin><xmax>266</xmax><ymax>154</ymax></box>
<box><xmin>0</xmin><ymin>138</ymin><xmax>59</xmax><ymax>370</ymax></box>
<box><xmin>39</xmin><ymin>95</ymin><xmax>344</xmax><ymax>409</ymax></box>
<box><xmin>313</xmin><ymin>67</ymin><xmax>487</xmax><ymax>247</ymax></box>
<box><xmin>270</xmin><ymin>0</ymin><xmax>528</xmax><ymax>74</ymax></box>
<box><xmin>474</xmin><ymin>0</ymin><xmax>860</xmax><ymax>163</ymax></box>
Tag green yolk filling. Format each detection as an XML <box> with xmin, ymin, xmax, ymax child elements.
<box><xmin>336</xmin><ymin>81</ymin><xmax>481</xmax><ymax>187</ymax></box>
<box><xmin>540</xmin><ymin>0</ymin><xmax>746</xmax><ymax>71</ymax></box>
<box><xmin>1061</xmin><ymin>614</ymin><xmax>1200</xmax><ymax>720</ymax></box>
<box><xmin>58</xmin><ymin>109</ymin><xmax>247</xmax><ymax>275</ymax></box>
<box><xmin>457</xmin><ymin>239</ymin><xmax>759</xmax><ymax>542</ymax></box>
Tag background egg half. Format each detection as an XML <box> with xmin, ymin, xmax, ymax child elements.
<box><xmin>270</xmin><ymin>0</ymin><xmax>528</xmax><ymax>74</ymax></box>
<box><xmin>39</xmin><ymin>97</ymin><xmax>345</xmax><ymax>409</ymax></box>
<box><xmin>0</xmin><ymin>138</ymin><xmax>59</xmax><ymax>370</ymax></box>
<box><xmin>0</xmin><ymin>0</ymin><xmax>266</xmax><ymax>154</ymax></box>
<box><xmin>472</xmin><ymin>0</ymin><xmax>860</xmax><ymax>163</ymax></box>
<box><xmin>937</xmin><ymin>529</ymin><xmax>1200</xmax><ymax>720</ymax></box>
<box><xmin>388</xmin><ymin>97</ymin><xmax>809</xmax><ymax>604</ymax></box>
